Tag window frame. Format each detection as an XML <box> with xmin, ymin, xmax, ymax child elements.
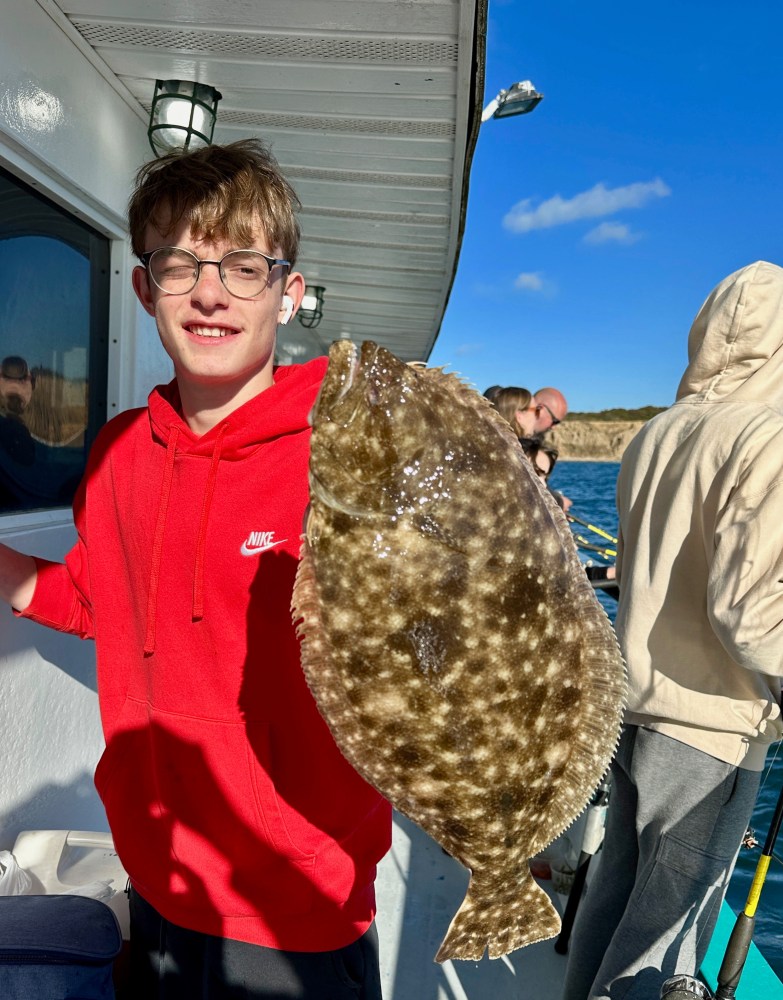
<box><xmin>0</xmin><ymin>163</ymin><xmax>111</xmax><ymax>515</ymax></box>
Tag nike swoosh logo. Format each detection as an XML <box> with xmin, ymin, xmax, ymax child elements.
<box><xmin>240</xmin><ymin>539</ymin><xmax>288</xmax><ymax>557</ymax></box>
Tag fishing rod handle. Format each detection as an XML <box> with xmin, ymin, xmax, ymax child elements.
<box><xmin>715</xmin><ymin>911</ymin><xmax>755</xmax><ymax>998</ymax></box>
<box><xmin>553</xmin><ymin>773</ymin><xmax>614</xmax><ymax>952</ymax></box>
<box><xmin>553</xmin><ymin>852</ymin><xmax>590</xmax><ymax>954</ymax></box>
<box><xmin>581</xmin><ymin>801</ymin><xmax>609</xmax><ymax>855</ymax></box>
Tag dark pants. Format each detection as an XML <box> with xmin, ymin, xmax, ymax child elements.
<box><xmin>127</xmin><ymin>888</ymin><xmax>383</xmax><ymax>999</ymax></box>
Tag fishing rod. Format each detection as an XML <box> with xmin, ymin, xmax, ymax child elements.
<box><xmin>713</xmin><ymin>775</ymin><xmax>783</xmax><ymax>998</ymax></box>
<box><xmin>660</xmin><ymin>774</ymin><xmax>783</xmax><ymax>1000</ymax></box>
<box><xmin>554</xmin><ymin>773</ymin><xmax>612</xmax><ymax>954</ymax></box>
<box><xmin>567</xmin><ymin>513</ymin><xmax>618</xmax><ymax>546</ymax></box>
<box><xmin>572</xmin><ymin>533</ymin><xmax>617</xmax><ymax>560</ymax></box>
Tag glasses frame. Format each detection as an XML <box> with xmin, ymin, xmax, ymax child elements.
<box><xmin>139</xmin><ymin>246</ymin><xmax>291</xmax><ymax>300</ymax></box>
<box><xmin>538</xmin><ymin>402</ymin><xmax>561</xmax><ymax>427</ymax></box>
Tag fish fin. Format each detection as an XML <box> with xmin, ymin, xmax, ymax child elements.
<box><xmin>538</xmin><ymin>605</ymin><xmax>627</xmax><ymax>844</ymax></box>
<box><xmin>434</xmin><ymin>870</ymin><xmax>560</xmax><ymax>963</ymax></box>
<box><xmin>293</xmin><ymin>537</ymin><xmax>384</xmax><ymax>779</ymax></box>
<box><xmin>292</xmin><ymin>538</ymin><xmax>337</xmax><ymax>701</ymax></box>
<box><xmin>291</xmin><ymin>536</ymin><xmax>319</xmax><ymax>640</ymax></box>
<box><xmin>417</xmin><ymin>365</ymin><xmax>522</xmax><ymax>440</ymax></box>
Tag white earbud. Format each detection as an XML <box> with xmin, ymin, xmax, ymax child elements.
<box><xmin>280</xmin><ymin>295</ymin><xmax>294</xmax><ymax>325</ymax></box>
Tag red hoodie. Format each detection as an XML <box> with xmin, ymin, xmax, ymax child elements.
<box><xmin>19</xmin><ymin>358</ymin><xmax>392</xmax><ymax>951</ymax></box>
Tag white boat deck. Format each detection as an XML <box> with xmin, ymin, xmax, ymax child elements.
<box><xmin>375</xmin><ymin>814</ymin><xmax>569</xmax><ymax>1000</ymax></box>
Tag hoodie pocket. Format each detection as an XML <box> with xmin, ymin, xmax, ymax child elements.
<box><xmin>150</xmin><ymin>713</ymin><xmax>316</xmax><ymax>917</ymax></box>
<box><xmin>93</xmin><ymin>697</ymin><xmax>169</xmax><ymax>900</ymax></box>
<box><xmin>245</xmin><ymin>721</ymin><xmax>319</xmax><ymax>862</ymax></box>
<box><xmin>97</xmin><ymin>700</ymin><xmax>318</xmax><ymax>917</ymax></box>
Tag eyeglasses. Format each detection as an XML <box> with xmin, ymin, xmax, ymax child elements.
<box><xmin>537</xmin><ymin>402</ymin><xmax>561</xmax><ymax>427</ymax></box>
<box><xmin>0</xmin><ymin>372</ymin><xmax>34</xmax><ymax>386</ymax></box>
<box><xmin>139</xmin><ymin>247</ymin><xmax>290</xmax><ymax>299</ymax></box>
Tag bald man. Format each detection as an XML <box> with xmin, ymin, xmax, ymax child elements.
<box><xmin>533</xmin><ymin>386</ymin><xmax>568</xmax><ymax>433</ymax></box>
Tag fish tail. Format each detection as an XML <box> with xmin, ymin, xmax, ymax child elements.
<box><xmin>434</xmin><ymin>870</ymin><xmax>561</xmax><ymax>963</ymax></box>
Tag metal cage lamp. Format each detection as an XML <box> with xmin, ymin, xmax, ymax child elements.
<box><xmin>298</xmin><ymin>285</ymin><xmax>326</xmax><ymax>329</ymax></box>
<box><xmin>148</xmin><ymin>80</ymin><xmax>223</xmax><ymax>157</ymax></box>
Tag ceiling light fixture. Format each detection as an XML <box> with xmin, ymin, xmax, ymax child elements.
<box><xmin>148</xmin><ymin>80</ymin><xmax>222</xmax><ymax>157</ymax></box>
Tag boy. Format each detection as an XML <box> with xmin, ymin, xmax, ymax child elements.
<box><xmin>0</xmin><ymin>140</ymin><xmax>391</xmax><ymax>998</ymax></box>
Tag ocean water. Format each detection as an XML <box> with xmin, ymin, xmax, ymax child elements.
<box><xmin>549</xmin><ymin>460</ymin><xmax>783</xmax><ymax>980</ymax></box>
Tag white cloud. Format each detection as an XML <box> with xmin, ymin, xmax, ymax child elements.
<box><xmin>583</xmin><ymin>221</ymin><xmax>642</xmax><ymax>245</ymax></box>
<box><xmin>503</xmin><ymin>178</ymin><xmax>671</xmax><ymax>234</ymax></box>
<box><xmin>514</xmin><ymin>271</ymin><xmax>545</xmax><ymax>291</ymax></box>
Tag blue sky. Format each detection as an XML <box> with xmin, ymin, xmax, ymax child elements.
<box><xmin>429</xmin><ymin>0</ymin><xmax>783</xmax><ymax>411</ymax></box>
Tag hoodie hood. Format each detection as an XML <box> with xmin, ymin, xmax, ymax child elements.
<box><xmin>676</xmin><ymin>260</ymin><xmax>783</xmax><ymax>406</ymax></box>
<box><xmin>142</xmin><ymin>356</ymin><xmax>328</xmax><ymax>653</ymax></box>
<box><xmin>148</xmin><ymin>356</ymin><xmax>329</xmax><ymax>458</ymax></box>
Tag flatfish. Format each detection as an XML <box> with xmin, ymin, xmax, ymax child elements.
<box><xmin>291</xmin><ymin>340</ymin><xmax>626</xmax><ymax>962</ymax></box>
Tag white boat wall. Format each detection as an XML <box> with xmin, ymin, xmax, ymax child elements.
<box><xmin>0</xmin><ymin>0</ymin><xmax>165</xmax><ymax>843</ymax></box>
<box><xmin>0</xmin><ymin>0</ymin><xmax>485</xmax><ymax>849</ymax></box>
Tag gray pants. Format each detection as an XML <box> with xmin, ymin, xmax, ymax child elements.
<box><xmin>561</xmin><ymin>725</ymin><xmax>761</xmax><ymax>1000</ymax></box>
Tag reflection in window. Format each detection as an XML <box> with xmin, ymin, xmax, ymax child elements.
<box><xmin>0</xmin><ymin>168</ymin><xmax>109</xmax><ymax>513</ymax></box>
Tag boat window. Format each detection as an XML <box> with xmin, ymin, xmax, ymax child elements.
<box><xmin>0</xmin><ymin>166</ymin><xmax>109</xmax><ymax>513</ymax></box>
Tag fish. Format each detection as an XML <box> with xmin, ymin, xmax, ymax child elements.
<box><xmin>291</xmin><ymin>339</ymin><xmax>626</xmax><ymax>963</ymax></box>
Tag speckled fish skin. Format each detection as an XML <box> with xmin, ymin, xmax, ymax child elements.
<box><xmin>291</xmin><ymin>340</ymin><xmax>626</xmax><ymax>963</ymax></box>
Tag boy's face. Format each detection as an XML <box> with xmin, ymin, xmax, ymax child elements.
<box><xmin>132</xmin><ymin>212</ymin><xmax>304</xmax><ymax>408</ymax></box>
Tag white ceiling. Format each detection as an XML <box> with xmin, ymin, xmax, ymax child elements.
<box><xmin>44</xmin><ymin>0</ymin><xmax>488</xmax><ymax>364</ymax></box>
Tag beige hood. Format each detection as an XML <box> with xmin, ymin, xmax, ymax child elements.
<box><xmin>676</xmin><ymin>260</ymin><xmax>783</xmax><ymax>405</ymax></box>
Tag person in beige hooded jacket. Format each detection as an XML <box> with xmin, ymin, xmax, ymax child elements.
<box><xmin>562</xmin><ymin>260</ymin><xmax>783</xmax><ymax>1000</ymax></box>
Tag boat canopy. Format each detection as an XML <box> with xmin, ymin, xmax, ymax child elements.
<box><xmin>45</xmin><ymin>0</ymin><xmax>488</xmax><ymax>365</ymax></box>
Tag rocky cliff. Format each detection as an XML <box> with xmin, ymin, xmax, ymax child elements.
<box><xmin>547</xmin><ymin>420</ymin><xmax>645</xmax><ymax>462</ymax></box>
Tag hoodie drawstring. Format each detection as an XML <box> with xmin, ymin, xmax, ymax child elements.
<box><xmin>192</xmin><ymin>424</ymin><xmax>227</xmax><ymax>622</ymax></box>
<box><xmin>144</xmin><ymin>427</ymin><xmax>180</xmax><ymax>655</ymax></box>
<box><xmin>144</xmin><ymin>424</ymin><xmax>226</xmax><ymax>654</ymax></box>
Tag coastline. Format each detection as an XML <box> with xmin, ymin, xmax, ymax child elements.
<box><xmin>548</xmin><ymin>419</ymin><xmax>645</xmax><ymax>463</ymax></box>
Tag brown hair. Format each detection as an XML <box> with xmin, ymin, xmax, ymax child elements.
<box><xmin>491</xmin><ymin>386</ymin><xmax>534</xmax><ymax>437</ymax></box>
<box><xmin>519</xmin><ymin>435</ymin><xmax>559</xmax><ymax>477</ymax></box>
<box><xmin>127</xmin><ymin>139</ymin><xmax>301</xmax><ymax>264</ymax></box>
<box><xmin>539</xmin><ymin>440</ymin><xmax>559</xmax><ymax>473</ymax></box>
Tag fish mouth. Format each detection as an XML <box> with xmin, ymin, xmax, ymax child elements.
<box><xmin>311</xmin><ymin>339</ymin><xmax>382</xmax><ymax>427</ymax></box>
<box><xmin>308</xmin><ymin>468</ymin><xmax>374</xmax><ymax>519</ymax></box>
<box><xmin>308</xmin><ymin>339</ymin><xmax>398</xmax><ymax>514</ymax></box>
<box><xmin>331</xmin><ymin>338</ymin><xmax>362</xmax><ymax>405</ymax></box>
<box><xmin>308</xmin><ymin>341</ymin><xmax>379</xmax><ymax>514</ymax></box>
